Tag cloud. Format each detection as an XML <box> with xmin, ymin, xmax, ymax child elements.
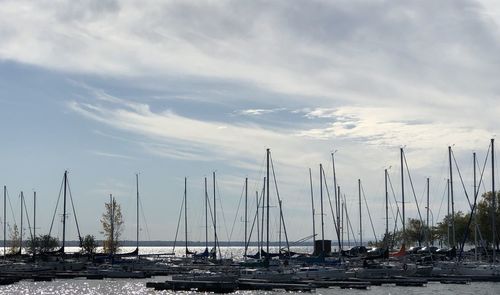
<box><xmin>2</xmin><ymin>0</ymin><xmax>500</xmax><ymax>239</ymax></box>
<box><xmin>1</xmin><ymin>0</ymin><xmax>500</xmax><ymax>108</ymax></box>
<box><xmin>67</xmin><ymin>96</ymin><xmax>324</xmax><ymax>173</ymax></box>
<box><xmin>89</xmin><ymin>150</ymin><xmax>136</xmax><ymax>160</ymax></box>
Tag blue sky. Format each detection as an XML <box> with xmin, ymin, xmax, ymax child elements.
<box><xmin>1</xmin><ymin>0</ymin><xmax>500</xmax><ymax>245</ymax></box>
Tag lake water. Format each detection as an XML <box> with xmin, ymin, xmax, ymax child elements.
<box><xmin>1</xmin><ymin>247</ymin><xmax>499</xmax><ymax>294</ymax></box>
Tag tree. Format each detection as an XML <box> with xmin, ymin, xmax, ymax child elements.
<box><xmin>100</xmin><ymin>197</ymin><xmax>124</xmax><ymax>254</ymax></box>
<box><xmin>475</xmin><ymin>191</ymin><xmax>500</xmax><ymax>249</ymax></box>
<box><xmin>81</xmin><ymin>234</ymin><xmax>98</xmax><ymax>255</ymax></box>
<box><xmin>8</xmin><ymin>224</ymin><xmax>20</xmax><ymax>254</ymax></box>
<box><xmin>26</xmin><ymin>235</ymin><xmax>59</xmax><ymax>254</ymax></box>
<box><xmin>433</xmin><ymin>211</ymin><xmax>471</xmax><ymax>247</ymax></box>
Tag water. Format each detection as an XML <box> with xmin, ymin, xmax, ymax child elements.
<box><xmin>1</xmin><ymin>247</ymin><xmax>499</xmax><ymax>294</ymax></box>
<box><xmin>2</xmin><ymin>279</ymin><xmax>498</xmax><ymax>295</ymax></box>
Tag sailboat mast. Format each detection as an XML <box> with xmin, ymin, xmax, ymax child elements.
<box><xmin>261</xmin><ymin>177</ymin><xmax>265</xmax><ymax>255</ymax></box>
<box><xmin>3</xmin><ymin>186</ymin><xmax>6</xmax><ymax>259</ymax></box>
<box><xmin>213</xmin><ymin>171</ymin><xmax>217</xmax><ymax>258</ymax></box>
<box><xmin>385</xmin><ymin>169</ymin><xmax>388</xmax><ymax>245</ymax></box>
<box><xmin>342</xmin><ymin>196</ymin><xmax>346</xmax><ymax>249</ymax></box>
<box><xmin>426</xmin><ymin>177</ymin><xmax>430</xmax><ymax>247</ymax></box>
<box><xmin>448</xmin><ymin>146</ymin><xmax>456</xmax><ymax>247</ymax></box>
<box><xmin>184</xmin><ymin>177</ymin><xmax>188</xmax><ymax>255</ymax></box>
<box><xmin>473</xmin><ymin>152</ymin><xmax>478</xmax><ymax>260</ymax></box>
<box><xmin>20</xmin><ymin>191</ymin><xmax>23</xmax><ymax>253</ymax></box>
<box><xmin>33</xmin><ymin>191</ymin><xmax>36</xmax><ymax>256</ymax></box>
<box><xmin>447</xmin><ymin>179</ymin><xmax>450</xmax><ymax>246</ymax></box>
<box><xmin>244</xmin><ymin>177</ymin><xmax>248</xmax><ymax>259</ymax></box>
<box><xmin>331</xmin><ymin>152</ymin><xmax>340</xmax><ymax>249</ymax></box>
<box><xmin>491</xmin><ymin>138</ymin><xmax>496</xmax><ymax>264</ymax></box>
<box><xmin>319</xmin><ymin>164</ymin><xmax>325</xmax><ymax>253</ymax></box>
<box><xmin>256</xmin><ymin>191</ymin><xmax>260</xmax><ymax>257</ymax></box>
<box><xmin>339</xmin><ymin>186</ymin><xmax>342</xmax><ymax>250</ymax></box>
<box><xmin>110</xmin><ymin>194</ymin><xmax>114</xmax><ymax>254</ymax></box>
<box><xmin>400</xmin><ymin>148</ymin><xmax>405</xmax><ymax>245</ymax></box>
<box><xmin>309</xmin><ymin>168</ymin><xmax>316</xmax><ymax>246</ymax></box>
<box><xmin>136</xmin><ymin>173</ymin><xmax>139</xmax><ymax>253</ymax></box>
<box><xmin>205</xmin><ymin>177</ymin><xmax>208</xmax><ymax>250</ymax></box>
<box><xmin>266</xmin><ymin>148</ymin><xmax>270</xmax><ymax>258</ymax></box>
<box><xmin>358</xmin><ymin>179</ymin><xmax>362</xmax><ymax>246</ymax></box>
<box><xmin>62</xmin><ymin>171</ymin><xmax>67</xmax><ymax>252</ymax></box>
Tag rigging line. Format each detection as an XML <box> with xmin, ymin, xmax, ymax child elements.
<box><xmin>402</xmin><ymin>150</ymin><xmax>424</xmax><ymax>223</ymax></box>
<box><xmin>360</xmin><ymin>182</ymin><xmax>378</xmax><ymax>243</ymax></box>
<box><xmin>206</xmin><ymin>182</ymin><xmax>223</xmax><ymax>258</ymax></box>
<box><xmin>215</xmin><ymin>179</ymin><xmax>230</xmax><ymax>243</ymax></box>
<box><xmin>228</xmin><ymin>180</ymin><xmax>245</xmax><ymax>242</ymax></box>
<box><xmin>172</xmin><ymin>193</ymin><xmax>184</xmax><ymax>253</ymax></box>
<box><xmin>392</xmin><ymin>209</ymin><xmax>400</xmax><ymax>247</ymax></box>
<box><xmin>270</xmin><ymin>153</ymin><xmax>290</xmax><ymax>252</ymax></box>
<box><xmin>451</xmin><ymin>150</ymin><xmax>473</xmax><ymax>208</ymax></box>
<box><xmin>245</xmin><ymin>189</ymin><xmax>262</xmax><ymax>250</ymax></box>
<box><xmin>139</xmin><ymin>197</ymin><xmax>151</xmax><ymax>241</ymax></box>
<box><xmin>470</xmin><ymin>146</ymin><xmax>491</xmax><ymax>250</ymax></box>
<box><xmin>66</xmin><ymin>178</ymin><xmax>82</xmax><ymax>244</ymax></box>
<box><xmin>458</xmin><ymin>142</ymin><xmax>492</xmax><ymax>260</ymax></box>
<box><xmin>5</xmin><ymin>188</ymin><xmax>17</xmax><ymax>226</ymax></box>
<box><xmin>435</xmin><ymin>178</ymin><xmax>449</xmax><ymax>222</ymax></box>
<box><xmin>320</xmin><ymin>165</ymin><xmax>340</xmax><ymax>241</ymax></box>
<box><xmin>250</xmin><ymin>151</ymin><xmax>267</xmax><ymax>199</ymax></box>
<box><xmin>383</xmin><ymin>173</ymin><xmax>398</xmax><ymax>227</ymax></box>
<box><xmin>472</xmin><ymin>156</ymin><xmax>489</xmax><ymax>257</ymax></box>
<box><xmin>22</xmin><ymin>196</ymin><xmax>33</xmax><ymax>240</ymax></box>
<box><xmin>289</xmin><ymin>234</ymin><xmax>316</xmax><ymax>246</ymax></box>
<box><xmin>49</xmin><ymin>174</ymin><xmax>64</xmax><ymax>236</ymax></box>
<box><xmin>418</xmin><ymin>179</ymin><xmax>427</xmax><ymax>210</ymax></box>
<box><xmin>387</xmin><ymin>173</ymin><xmax>404</xmax><ymax>225</ymax></box>
<box><xmin>344</xmin><ymin>194</ymin><xmax>357</xmax><ymax>245</ymax></box>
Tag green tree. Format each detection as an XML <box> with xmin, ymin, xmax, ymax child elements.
<box><xmin>476</xmin><ymin>191</ymin><xmax>500</xmax><ymax>249</ymax></box>
<box><xmin>434</xmin><ymin>211</ymin><xmax>471</xmax><ymax>247</ymax></box>
<box><xmin>26</xmin><ymin>235</ymin><xmax>59</xmax><ymax>254</ymax></box>
<box><xmin>81</xmin><ymin>234</ymin><xmax>98</xmax><ymax>255</ymax></box>
<box><xmin>8</xmin><ymin>224</ymin><xmax>20</xmax><ymax>254</ymax></box>
<box><xmin>100</xmin><ymin>198</ymin><xmax>124</xmax><ymax>254</ymax></box>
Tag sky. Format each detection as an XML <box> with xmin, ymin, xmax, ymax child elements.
<box><xmin>0</xmin><ymin>0</ymin><xmax>499</xmax><ymax>246</ymax></box>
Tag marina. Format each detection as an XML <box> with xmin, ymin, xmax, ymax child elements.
<box><xmin>2</xmin><ymin>1</ymin><xmax>500</xmax><ymax>294</ymax></box>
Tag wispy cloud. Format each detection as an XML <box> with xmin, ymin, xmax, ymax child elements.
<box><xmin>235</xmin><ymin>108</ymin><xmax>286</xmax><ymax>116</ymax></box>
<box><xmin>89</xmin><ymin>150</ymin><xmax>136</xmax><ymax>160</ymax></box>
